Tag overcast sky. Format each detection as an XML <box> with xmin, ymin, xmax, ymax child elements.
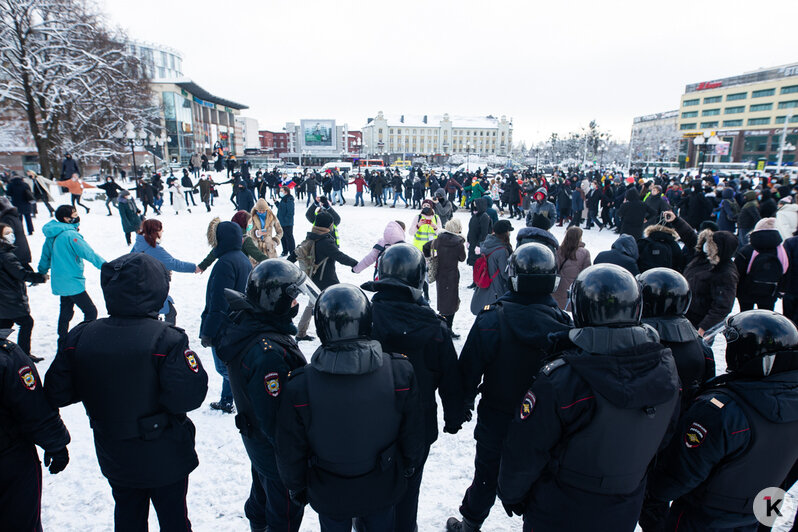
<box><xmin>101</xmin><ymin>0</ymin><xmax>798</xmax><ymax>144</ymax></box>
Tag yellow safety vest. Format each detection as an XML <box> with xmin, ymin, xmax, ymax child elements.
<box><xmin>413</xmin><ymin>214</ymin><xmax>439</xmax><ymax>251</ymax></box>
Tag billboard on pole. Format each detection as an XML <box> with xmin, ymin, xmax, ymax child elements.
<box><xmin>302</xmin><ymin>120</ymin><xmax>335</xmax><ymax>148</ymax></box>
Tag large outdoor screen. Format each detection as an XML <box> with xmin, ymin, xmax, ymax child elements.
<box><xmin>302</xmin><ymin>120</ymin><xmax>335</xmax><ymax>147</ymax></box>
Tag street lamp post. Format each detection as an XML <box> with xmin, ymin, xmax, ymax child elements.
<box><xmin>693</xmin><ymin>131</ymin><xmax>720</xmax><ymax>178</ymax></box>
<box><xmin>777</xmin><ymin>114</ymin><xmax>794</xmax><ymax>169</ymax></box>
<box><xmin>114</xmin><ymin>122</ymin><xmax>148</xmax><ymax>179</ymax></box>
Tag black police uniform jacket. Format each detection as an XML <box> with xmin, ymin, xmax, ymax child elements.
<box><xmin>498</xmin><ymin>325</ymin><xmax>680</xmax><ymax>532</ymax></box>
<box><xmin>648</xmin><ymin>368</ymin><xmax>798</xmax><ymax>529</ymax></box>
<box><xmin>0</xmin><ymin>331</ymin><xmax>70</xmax><ymax>458</ymax></box>
<box><xmin>276</xmin><ymin>339</ymin><xmax>425</xmax><ymax>520</ymax></box>
<box><xmin>642</xmin><ymin>316</ymin><xmax>715</xmax><ymax>411</ymax></box>
<box><xmin>45</xmin><ymin>253</ymin><xmax>208</xmax><ymax>488</ymax></box>
<box><xmin>459</xmin><ymin>291</ymin><xmax>572</xmax><ymax>442</ymax></box>
<box><xmin>215</xmin><ymin>297</ymin><xmax>306</xmax><ymax>478</ymax></box>
<box><xmin>362</xmin><ymin>280</ymin><xmax>463</xmax><ymax>446</ymax></box>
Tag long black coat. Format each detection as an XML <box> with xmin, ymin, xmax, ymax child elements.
<box><xmin>618</xmin><ymin>188</ymin><xmax>654</xmax><ymax>240</ymax></box>
<box><xmin>0</xmin><ymin>200</ymin><xmax>31</xmax><ymax>266</ymax></box>
<box><xmin>5</xmin><ymin>177</ymin><xmax>33</xmax><ymax>215</ymax></box>
<box><xmin>289</xmin><ymin>228</ymin><xmax>357</xmax><ymax>290</ymax></box>
<box><xmin>0</xmin><ymin>242</ymin><xmax>45</xmax><ymax>318</ymax></box>
<box><xmin>684</xmin><ymin>231</ymin><xmax>740</xmax><ymax>332</ymax></box>
<box><xmin>423</xmin><ymin>232</ymin><xmax>465</xmax><ymax>315</ymax></box>
<box><xmin>467</xmin><ymin>198</ymin><xmax>491</xmax><ymax>265</ymax></box>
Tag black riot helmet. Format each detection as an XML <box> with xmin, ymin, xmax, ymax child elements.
<box><xmin>638</xmin><ymin>267</ymin><xmax>691</xmax><ymax>318</ymax></box>
<box><xmin>724</xmin><ymin>310</ymin><xmax>798</xmax><ymax>377</ymax></box>
<box><xmin>569</xmin><ymin>263</ymin><xmax>642</xmax><ymax>328</ymax></box>
<box><xmin>377</xmin><ymin>242</ymin><xmax>426</xmax><ymax>290</ymax></box>
<box><xmin>314</xmin><ymin>284</ymin><xmax>372</xmax><ymax>344</ymax></box>
<box><xmin>508</xmin><ymin>243</ymin><xmax>559</xmax><ymax>294</ymax></box>
<box><xmin>246</xmin><ymin>259</ymin><xmax>320</xmax><ymax>315</ymax></box>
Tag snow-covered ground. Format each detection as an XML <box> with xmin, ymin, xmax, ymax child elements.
<box><xmin>22</xmin><ymin>179</ymin><xmax>794</xmax><ymax>530</ymax></box>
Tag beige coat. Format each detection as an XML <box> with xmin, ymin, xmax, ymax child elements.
<box><xmin>249</xmin><ymin>206</ymin><xmax>283</xmax><ymax>258</ymax></box>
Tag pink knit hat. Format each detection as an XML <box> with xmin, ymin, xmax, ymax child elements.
<box><xmin>752</xmin><ymin>217</ymin><xmax>776</xmax><ymax>232</ymax></box>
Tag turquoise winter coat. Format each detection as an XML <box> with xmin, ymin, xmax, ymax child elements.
<box><xmin>38</xmin><ymin>220</ymin><xmax>105</xmax><ymax>296</ymax></box>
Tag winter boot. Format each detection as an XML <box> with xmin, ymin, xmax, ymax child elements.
<box><xmin>446</xmin><ymin>517</ymin><xmax>480</xmax><ymax>532</ymax></box>
<box><xmin>296</xmin><ymin>335</ymin><xmax>315</xmax><ymax>342</ymax></box>
<box><xmin>28</xmin><ymin>354</ymin><xmax>44</xmax><ymax>363</ymax></box>
<box><xmin>209</xmin><ymin>401</ymin><xmax>234</xmax><ymax>414</ymax></box>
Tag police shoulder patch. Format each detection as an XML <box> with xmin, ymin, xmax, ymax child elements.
<box><xmin>184</xmin><ymin>350</ymin><xmax>199</xmax><ymax>373</ymax></box>
<box><xmin>541</xmin><ymin>358</ymin><xmax>566</xmax><ymax>376</ymax></box>
<box><xmin>684</xmin><ymin>421</ymin><xmax>707</xmax><ymax>448</ymax></box>
<box><xmin>18</xmin><ymin>365</ymin><xmax>37</xmax><ymax>391</ymax></box>
<box><xmin>520</xmin><ymin>391</ymin><xmax>536</xmax><ymax>420</ymax></box>
<box><xmin>264</xmin><ymin>372</ymin><xmax>280</xmax><ymax>397</ymax></box>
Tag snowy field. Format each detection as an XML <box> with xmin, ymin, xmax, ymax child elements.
<box><xmin>22</xmin><ymin>179</ymin><xmax>794</xmax><ymax>531</ymax></box>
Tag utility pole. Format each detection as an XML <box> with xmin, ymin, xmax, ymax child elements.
<box><xmin>777</xmin><ymin>113</ymin><xmax>793</xmax><ymax>169</ymax></box>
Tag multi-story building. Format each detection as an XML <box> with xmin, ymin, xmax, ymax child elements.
<box><xmin>278</xmin><ymin>121</ymin><xmax>360</xmax><ymax>165</ymax></box>
<box><xmin>236</xmin><ymin>117</ymin><xmax>260</xmax><ymax>151</ymax></box>
<box><xmin>361</xmin><ymin>112</ymin><xmax>513</xmax><ymax>161</ymax></box>
<box><xmin>126</xmin><ymin>41</ymin><xmax>183</xmax><ymax>80</ymax></box>
<box><xmin>629</xmin><ymin>110</ymin><xmax>680</xmax><ymax>162</ymax></box>
<box><xmin>258</xmin><ymin>130</ymin><xmax>290</xmax><ymax>159</ymax></box>
<box><xmin>677</xmin><ymin>63</ymin><xmax>798</xmax><ymax>166</ymax></box>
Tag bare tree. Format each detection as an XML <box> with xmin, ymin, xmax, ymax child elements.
<box><xmin>0</xmin><ymin>0</ymin><xmax>155</xmax><ymax>177</ymax></box>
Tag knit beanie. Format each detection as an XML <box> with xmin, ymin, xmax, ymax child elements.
<box><xmin>753</xmin><ymin>217</ymin><xmax>777</xmax><ymax>232</ymax></box>
<box><xmin>315</xmin><ymin>211</ymin><xmax>333</xmax><ymax>228</ymax></box>
<box><xmin>445</xmin><ymin>218</ymin><xmax>462</xmax><ymax>234</ymax></box>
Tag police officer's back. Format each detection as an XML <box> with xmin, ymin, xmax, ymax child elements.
<box><xmin>45</xmin><ymin>253</ymin><xmax>208</xmax><ymax>531</ymax></box>
<box><xmin>361</xmin><ymin>243</ymin><xmax>463</xmax><ymax>532</ymax></box>
<box><xmin>497</xmin><ymin>263</ymin><xmax>680</xmax><ymax>532</ymax></box>
<box><xmin>449</xmin><ymin>243</ymin><xmax>572</xmax><ymax>532</ymax></box>
<box><xmin>648</xmin><ymin>310</ymin><xmax>798</xmax><ymax>531</ymax></box>
<box><xmin>215</xmin><ymin>260</ymin><xmax>312</xmax><ymax>532</ymax></box>
<box><xmin>276</xmin><ymin>284</ymin><xmax>425</xmax><ymax>531</ymax></box>
<box><xmin>639</xmin><ymin>267</ymin><xmax>715</xmax><ymax>410</ymax></box>
<box><xmin>0</xmin><ymin>329</ymin><xmax>70</xmax><ymax>530</ymax></box>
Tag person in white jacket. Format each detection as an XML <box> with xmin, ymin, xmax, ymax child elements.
<box><xmin>775</xmin><ymin>197</ymin><xmax>798</xmax><ymax>240</ymax></box>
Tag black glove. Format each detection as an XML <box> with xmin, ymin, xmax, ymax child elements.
<box><xmin>289</xmin><ymin>489</ymin><xmax>307</xmax><ymax>506</ymax></box>
<box><xmin>403</xmin><ymin>467</ymin><xmax>416</xmax><ymax>478</ymax></box>
<box><xmin>638</xmin><ymin>495</ymin><xmax>668</xmax><ymax>532</ymax></box>
<box><xmin>502</xmin><ymin>500</ymin><xmax>526</xmax><ymax>517</ymax></box>
<box><xmin>200</xmin><ymin>336</ymin><xmax>212</xmax><ymax>348</ymax></box>
<box><xmin>44</xmin><ymin>447</ymin><xmax>69</xmax><ymax>474</ymax></box>
<box><xmin>443</xmin><ymin>424</ymin><xmax>462</xmax><ymax>435</ymax></box>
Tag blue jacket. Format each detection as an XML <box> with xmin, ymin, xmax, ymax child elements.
<box><xmin>571</xmin><ymin>188</ymin><xmax>584</xmax><ymax>212</ymax></box>
<box><xmin>277</xmin><ymin>194</ymin><xmax>295</xmax><ymax>228</ymax></box>
<box><xmin>131</xmin><ymin>234</ymin><xmax>196</xmax><ymax>273</ymax></box>
<box><xmin>199</xmin><ymin>222</ymin><xmax>252</xmax><ymax>341</ymax></box>
<box><xmin>38</xmin><ymin>220</ymin><xmax>105</xmax><ymax>296</ymax></box>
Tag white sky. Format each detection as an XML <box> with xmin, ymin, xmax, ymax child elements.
<box><xmin>101</xmin><ymin>0</ymin><xmax>798</xmax><ymax>144</ymax></box>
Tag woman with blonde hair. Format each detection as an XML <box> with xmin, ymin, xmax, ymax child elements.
<box><xmin>249</xmin><ymin>198</ymin><xmax>283</xmax><ymax>258</ymax></box>
<box><xmin>552</xmin><ymin>226</ymin><xmax>592</xmax><ymax>310</ymax></box>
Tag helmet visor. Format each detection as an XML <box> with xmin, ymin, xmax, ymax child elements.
<box><xmin>286</xmin><ymin>276</ymin><xmax>322</xmax><ymax>306</ymax></box>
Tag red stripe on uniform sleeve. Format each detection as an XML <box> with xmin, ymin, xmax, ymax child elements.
<box><xmin>560</xmin><ymin>396</ymin><xmax>595</xmax><ymax>409</ymax></box>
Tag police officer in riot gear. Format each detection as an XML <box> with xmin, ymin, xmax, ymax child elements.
<box><xmin>0</xmin><ymin>329</ymin><xmax>70</xmax><ymax>530</ymax></box>
<box><xmin>448</xmin><ymin>243</ymin><xmax>572</xmax><ymax>532</ymax></box>
<box><xmin>497</xmin><ymin>263</ymin><xmax>680</xmax><ymax>532</ymax></box>
<box><xmin>276</xmin><ymin>284</ymin><xmax>425</xmax><ymax>532</ymax></box>
<box><xmin>648</xmin><ymin>310</ymin><xmax>798</xmax><ymax>532</ymax></box>
<box><xmin>639</xmin><ymin>267</ymin><xmax>715</xmax><ymax>411</ymax></box>
<box><xmin>215</xmin><ymin>259</ymin><xmax>318</xmax><ymax>532</ymax></box>
<box><xmin>361</xmin><ymin>242</ymin><xmax>463</xmax><ymax>532</ymax></box>
<box><xmin>45</xmin><ymin>253</ymin><xmax>208</xmax><ymax>531</ymax></box>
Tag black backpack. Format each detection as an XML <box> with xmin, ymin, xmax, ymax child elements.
<box><xmin>744</xmin><ymin>251</ymin><xmax>785</xmax><ymax>298</ymax></box>
<box><xmin>637</xmin><ymin>237</ymin><xmax>674</xmax><ymax>273</ymax></box>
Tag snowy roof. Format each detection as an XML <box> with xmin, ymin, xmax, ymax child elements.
<box><xmin>152</xmin><ymin>78</ymin><xmax>248</xmax><ymax>110</ymax></box>
<box><xmin>374</xmin><ymin>114</ymin><xmax>507</xmax><ymax>129</ymax></box>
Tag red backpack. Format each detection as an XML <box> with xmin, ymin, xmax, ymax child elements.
<box><xmin>473</xmin><ymin>249</ymin><xmax>500</xmax><ymax>289</ymax></box>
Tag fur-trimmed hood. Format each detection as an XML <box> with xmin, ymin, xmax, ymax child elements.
<box><xmin>644</xmin><ymin>224</ymin><xmax>679</xmax><ymax>240</ymax></box>
<box><xmin>206</xmin><ymin>217</ymin><xmax>221</xmax><ymax>247</ymax></box>
<box><xmin>696</xmin><ymin>229</ymin><xmax>737</xmax><ymax>266</ymax></box>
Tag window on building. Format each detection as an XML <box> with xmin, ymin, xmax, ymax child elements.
<box><xmin>683</xmin><ymin>98</ymin><xmax>700</xmax><ymax>107</ymax></box>
<box><xmin>744</xmin><ymin>135</ymin><xmax>769</xmax><ymax>152</ymax></box>
<box><xmin>727</xmin><ymin>92</ymin><xmax>747</xmax><ymax>101</ymax></box>
<box><xmin>725</xmin><ymin>106</ymin><xmax>745</xmax><ymax>114</ymax></box>
<box><xmin>397</xmin><ymin>129</ymin><xmax>401</xmax><ymax>134</ymax></box>
<box><xmin>680</xmin><ymin>123</ymin><xmax>697</xmax><ymax>130</ymax></box>
<box><xmin>700</xmin><ymin>121</ymin><xmax>719</xmax><ymax>128</ymax></box>
<box><xmin>413</xmin><ymin>129</ymin><xmax>416</xmax><ymax>134</ymax></box>
<box><xmin>780</xmin><ymin>85</ymin><xmax>798</xmax><ymax>95</ymax></box>
<box><xmin>682</xmin><ymin>111</ymin><xmax>698</xmax><ymax>118</ymax></box>
<box><xmin>493</xmin><ymin>132</ymin><xmax>496</xmax><ymax>136</ymax></box>
<box><xmin>775</xmin><ymin>115</ymin><xmax>798</xmax><ymax>124</ymax></box>
<box><xmin>703</xmin><ymin>96</ymin><xmax>722</xmax><ymax>104</ymax></box>
<box><xmin>389</xmin><ymin>129</ymin><xmax>393</xmax><ymax>134</ymax></box>
<box><xmin>752</xmin><ymin>88</ymin><xmax>776</xmax><ymax>98</ymax></box>
<box><xmin>748</xmin><ymin>117</ymin><xmax>771</xmax><ymax>126</ymax></box>
<box><xmin>778</xmin><ymin>100</ymin><xmax>798</xmax><ymax>109</ymax></box>
<box><xmin>750</xmin><ymin>103</ymin><xmax>773</xmax><ymax>112</ymax></box>
<box><xmin>723</xmin><ymin>120</ymin><xmax>743</xmax><ymax>127</ymax></box>
<box><xmin>702</xmin><ymin>109</ymin><xmax>720</xmax><ymax>116</ymax></box>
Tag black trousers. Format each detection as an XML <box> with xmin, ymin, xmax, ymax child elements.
<box><xmin>110</xmin><ymin>476</ymin><xmax>192</xmax><ymax>532</ymax></box>
<box><xmin>394</xmin><ymin>445</ymin><xmax>431</xmax><ymax>532</ymax></box>
<box><xmin>281</xmin><ymin>225</ymin><xmax>296</xmax><ymax>255</ymax></box>
<box><xmin>0</xmin><ymin>444</ymin><xmax>42</xmax><ymax>532</ymax></box>
<box><xmin>738</xmin><ymin>297</ymin><xmax>777</xmax><ymax>312</ymax></box>
<box><xmin>0</xmin><ymin>314</ymin><xmax>35</xmax><ymax>356</ymax></box>
<box><xmin>57</xmin><ymin>291</ymin><xmax>97</xmax><ymax>350</ymax></box>
<box><xmin>184</xmin><ymin>191</ymin><xmax>196</xmax><ymax>206</ymax></box>
<box><xmin>19</xmin><ymin>212</ymin><xmax>34</xmax><ymax>234</ymax></box>
<box><xmin>71</xmin><ymin>194</ymin><xmax>89</xmax><ymax>212</ymax></box>
<box><xmin>244</xmin><ymin>466</ymin><xmax>303</xmax><ymax>532</ymax></box>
